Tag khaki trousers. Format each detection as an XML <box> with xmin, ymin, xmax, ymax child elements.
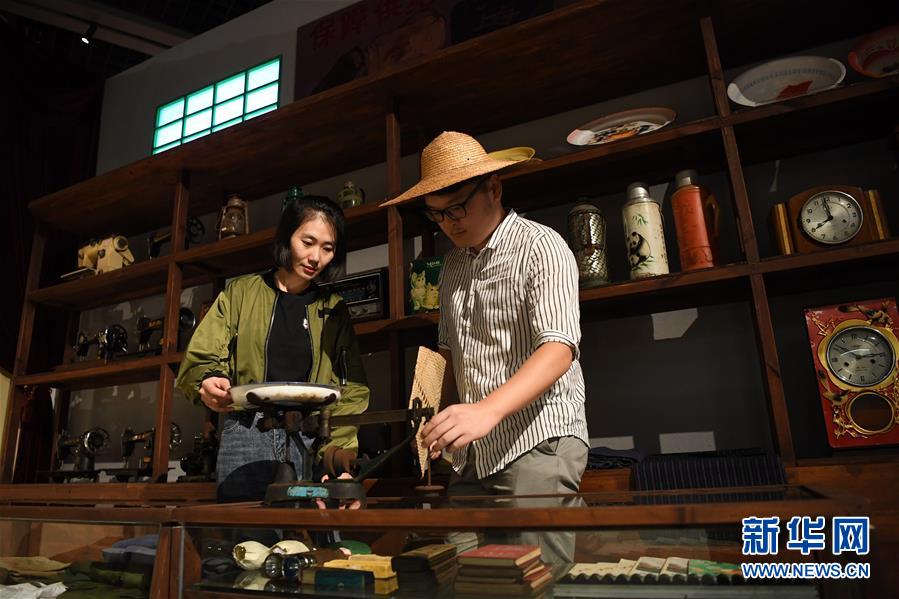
<box><xmin>446</xmin><ymin>436</ymin><xmax>588</xmax><ymax>564</ymax></box>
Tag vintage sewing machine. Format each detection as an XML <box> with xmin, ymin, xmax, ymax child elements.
<box><xmin>135</xmin><ymin>307</ymin><xmax>196</xmax><ymax>354</ymax></box>
<box><xmin>45</xmin><ymin>427</ymin><xmax>111</xmax><ymax>482</ymax></box>
<box><xmin>105</xmin><ymin>422</ymin><xmax>182</xmax><ymax>482</ymax></box>
<box><xmin>147</xmin><ymin>217</ymin><xmax>206</xmax><ymax>258</ymax></box>
<box><xmin>228</xmin><ymin>382</ymin><xmax>433</xmax><ymax>507</ymax></box>
<box><xmin>61</xmin><ymin>235</ymin><xmax>135</xmax><ymax>281</ymax></box>
<box><xmin>177</xmin><ymin>428</ymin><xmax>219</xmax><ymax>482</ymax></box>
<box><xmin>73</xmin><ymin>324</ymin><xmax>128</xmax><ymax>362</ymax></box>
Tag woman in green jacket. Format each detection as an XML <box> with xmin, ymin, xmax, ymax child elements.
<box><xmin>176</xmin><ymin>196</ymin><xmax>369</xmax><ymax>502</ymax></box>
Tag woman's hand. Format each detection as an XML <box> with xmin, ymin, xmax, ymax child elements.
<box><xmin>199</xmin><ymin>376</ymin><xmax>234</xmax><ymax>412</ymax></box>
<box><xmin>316</xmin><ymin>473</ymin><xmax>362</xmax><ymax>510</ymax></box>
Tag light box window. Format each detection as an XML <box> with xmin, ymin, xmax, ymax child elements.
<box><xmin>152</xmin><ymin>56</ymin><xmax>281</xmax><ymax>154</ymax></box>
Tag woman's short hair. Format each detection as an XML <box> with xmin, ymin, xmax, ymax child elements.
<box><xmin>273</xmin><ymin>195</ymin><xmax>346</xmax><ymax>282</ymax></box>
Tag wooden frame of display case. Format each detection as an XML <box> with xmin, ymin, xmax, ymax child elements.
<box><xmin>1</xmin><ymin>0</ymin><xmax>898</xmax><ymax>566</ymax></box>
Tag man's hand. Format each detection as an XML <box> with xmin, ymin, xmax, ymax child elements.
<box><xmin>421</xmin><ymin>403</ymin><xmax>503</xmax><ymax>454</ymax></box>
<box><xmin>199</xmin><ymin>376</ymin><xmax>234</xmax><ymax>412</ymax></box>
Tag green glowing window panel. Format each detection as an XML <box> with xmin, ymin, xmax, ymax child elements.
<box><xmin>184</xmin><ymin>108</ymin><xmax>212</xmax><ymax>136</ymax></box>
<box><xmin>246</xmin><ymin>82</ymin><xmax>278</xmax><ymax>113</ymax></box>
<box><xmin>186</xmin><ymin>86</ymin><xmax>214</xmax><ymax>115</ymax></box>
<box><xmin>152</xmin><ymin>56</ymin><xmax>281</xmax><ymax>155</ymax></box>
<box><xmin>156</xmin><ymin>99</ymin><xmax>184</xmax><ymax>127</ymax></box>
<box><xmin>216</xmin><ymin>74</ymin><xmax>245</xmax><ymax>103</ymax></box>
<box><xmin>248</xmin><ymin>58</ymin><xmax>279</xmax><ymax>90</ymax></box>
<box><xmin>214</xmin><ymin>97</ymin><xmax>243</xmax><ymax>125</ymax></box>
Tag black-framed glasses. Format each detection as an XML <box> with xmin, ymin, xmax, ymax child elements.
<box><xmin>422</xmin><ymin>176</ymin><xmax>488</xmax><ymax>223</ymax></box>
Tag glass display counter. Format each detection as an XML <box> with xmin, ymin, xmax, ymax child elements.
<box><xmin>0</xmin><ymin>505</ymin><xmax>171</xmax><ymax>599</ymax></box>
<box><xmin>172</xmin><ymin>485</ymin><xmax>878</xmax><ymax>598</ymax></box>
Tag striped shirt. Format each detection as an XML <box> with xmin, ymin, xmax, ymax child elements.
<box><xmin>438</xmin><ymin>209</ymin><xmax>589</xmax><ymax>478</ymax></box>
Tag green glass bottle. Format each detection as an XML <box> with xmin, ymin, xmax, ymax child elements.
<box><xmin>283</xmin><ymin>185</ymin><xmax>303</xmax><ymax>212</ymax></box>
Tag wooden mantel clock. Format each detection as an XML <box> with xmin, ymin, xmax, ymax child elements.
<box><xmin>770</xmin><ymin>185</ymin><xmax>889</xmax><ymax>255</ymax></box>
<box><xmin>804</xmin><ymin>297</ymin><xmax>899</xmax><ymax>448</ymax></box>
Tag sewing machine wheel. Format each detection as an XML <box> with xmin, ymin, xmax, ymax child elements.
<box><xmin>83</xmin><ymin>428</ymin><xmax>110</xmax><ymax>453</ymax></box>
<box><xmin>101</xmin><ymin>324</ymin><xmax>128</xmax><ymax>353</ymax></box>
<box><xmin>187</xmin><ymin>216</ymin><xmax>205</xmax><ymax>243</ymax></box>
<box><xmin>178</xmin><ymin>307</ymin><xmax>196</xmax><ymax>330</ymax></box>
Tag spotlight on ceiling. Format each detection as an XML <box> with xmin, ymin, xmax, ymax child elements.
<box><xmin>80</xmin><ymin>23</ymin><xmax>97</xmax><ymax>45</ymax></box>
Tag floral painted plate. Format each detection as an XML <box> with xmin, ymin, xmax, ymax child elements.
<box><xmin>849</xmin><ymin>23</ymin><xmax>899</xmax><ymax>78</ymax></box>
<box><xmin>567</xmin><ymin>107</ymin><xmax>676</xmax><ymax>146</ymax></box>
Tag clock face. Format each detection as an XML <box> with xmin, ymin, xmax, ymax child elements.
<box><xmin>825</xmin><ymin>326</ymin><xmax>896</xmax><ymax>387</ymax></box>
<box><xmin>799</xmin><ymin>190</ymin><xmax>863</xmax><ymax>244</ymax></box>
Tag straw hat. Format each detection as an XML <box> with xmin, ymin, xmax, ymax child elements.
<box><xmin>380</xmin><ymin>131</ymin><xmax>529</xmax><ymax>207</ymax></box>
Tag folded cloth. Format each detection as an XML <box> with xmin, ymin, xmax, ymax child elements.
<box><xmin>100</xmin><ymin>547</ymin><xmax>156</xmax><ymax>568</ymax></box>
<box><xmin>109</xmin><ymin>535</ymin><xmax>157</xmax><ymax>551</ymax></box>
<box><xmin>0</xmin><ymin>582</ymin><xmax>67</xmax><ymax>599</ymax></box>
<box><xmin>66</xmin><ymin>562</ymin><xmax>151</xmax><ymax>592</ymax></box>
<box><xmin>586</xmin><ymin>446</ymin><xmax>643</xmax><ymax>470</ymax></box>
<box><xmin>0</xmin><ymin>558</ymin><xmax>69</xmax><ymax>578</ymax></box>
<box><xmin>56</xmin><ymin>580</ymin><xmax>145</xmax><ymax>599</ymax></box>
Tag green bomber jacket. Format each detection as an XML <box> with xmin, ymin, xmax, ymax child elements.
<box><xmin>175</xmin><ymin>271</ymin><xmax>370</xmax><ymax>454</ymax></box>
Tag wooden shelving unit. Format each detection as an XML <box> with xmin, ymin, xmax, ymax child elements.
<box><xmin>2</xmin><ymin>0</ymin><xmax>897</xmax><ymax>558</ymax></box>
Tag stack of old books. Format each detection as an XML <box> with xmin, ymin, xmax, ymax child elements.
<box><xmin>391</xmin><ymin>543</ymin><xmax>457</xmax><ymax>594</ymax></box>
<box><xmin>454</xmin><ymin>544</ymin><xmax>552</xmax><ymax>597</ymax></box>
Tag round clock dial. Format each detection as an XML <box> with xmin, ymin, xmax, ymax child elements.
<box><xmin>825</xmin><ymin>326</ymin><xmax>895</xmax><ymax>387</ymax></box>
<box><xmin>799</xmin><ymin>190</ymin><xmax>863</xmax><ymax>244</ymax></box>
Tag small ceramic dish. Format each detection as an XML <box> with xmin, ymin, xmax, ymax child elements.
<box><xmin>849</xmin><ymin>23</ymin><xmax>899</xmax><ymax>78</ymax></box>
<box><xmin>727</xmin><ymin>56</ymin><xmax>845</xmax><ymax>107</ymax></box>
<box><xmin>229</xmin><ymin>382</ymin><xmax>341</xmax><ymax>410</ymax></box>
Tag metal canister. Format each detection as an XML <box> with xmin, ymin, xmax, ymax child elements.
<box><xmin>566</xmin><ymin>202</ymin><xmax>610</xmax><ymax>288</ymax></box>
<box><xmin>622</xmin><ymin>182</ymin><xmax>669</xmax><ymax>279</ymax></box>
<box><xmin>670</xmin><ymin>169</ymin><xmax>715</xmax><ymax>270</ymax></box>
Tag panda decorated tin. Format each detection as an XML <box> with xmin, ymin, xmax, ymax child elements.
<box><xmin>623</xmin><ymin>182</ymin><xmax>669</xmax><ymax>279</ymax></box>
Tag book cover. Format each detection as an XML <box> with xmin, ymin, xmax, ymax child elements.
<box><xmin>301</xmin><ymin>566</ymin><xmax>374</xmax><ymax>591</ymax></box>
<box><xmin>456</xmin><ymin>559</ymin><xmax>545</xmax><ymax>581</ymax></box>
<box><xmin>456</xmin><ymin>563</ymin><xmax>550</xmax><ymax>586</ymax></box>
<box><xmin>393</xmin><ymin>543</ymin><xmax>457</xmax><ymax>572</ymax></box>
<box><xmin>457</xmin><ymin>544</ymin><xmax>541</xmax><ymax>567</ymax></box>
<box><xmin>454</xmin><ymin>566</ymin><xmax>551</xmax><ymax>596</ymax></box>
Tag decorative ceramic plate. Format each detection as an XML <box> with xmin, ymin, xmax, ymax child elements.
<box><xmin>487</xmin><ymin>146</ymin><xmax>536</xmax><ymax>161</ymax></box>
<box><xmin>727</xmin><ymin>56</ymin><xmax>846</xmax><ymax>107</ymax></box>
<box><xmin>849</xmin><ymin>23</ymin><xmax>899</xmax><ymax>78</ymax></box>
<box><xmin>567</xmin><ymin>107</ymin><xmax>676</xmax><ymax>146</ymax></box>
<box><xmin>229</xmin><ymin>382</ymin><xmax>341</xmax><ymax>410</ymax></box>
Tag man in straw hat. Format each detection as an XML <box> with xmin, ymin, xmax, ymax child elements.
<box><xmin>383</xmin><ymin>131</ymin><xmax>588</xmax><ymax>563</ymax></box>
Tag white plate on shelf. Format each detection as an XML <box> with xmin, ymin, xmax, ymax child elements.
<box><xmin>229</xmin><ymin>382</ymin><xmax>341</xmax><ymax>410</ymax></box>
<box><xmin>727</xmin><ymin>56</ymin><xmax>846</xmax><ymax>107</ymax></box>
<box><xmin>566</xmin><ymin>107</ymin><xmax>676</xmax><ymax>146</ymax></box>
<box><xmin>849</xmin><ymin>23</ymin><xmax>899</xmax><ymax>78</ymax></box>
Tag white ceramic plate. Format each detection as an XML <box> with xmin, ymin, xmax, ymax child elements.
<box><xmin>567</xmin><ymin>107</ymin><xmax>676</xmax><ymax>146</ymax></box>
<box><xmin>727</xmin><ymin>56</ymin><xmax>846</xmax><ymax>107</ymax></box>
<box><xmin>487</xmin><ymin>146</ymin><xmax>536</xmax><ymax>161</ymax></box>
<box><xmin>229</xmin><ymin>382</ymin><xmax>341</xmax><ymax>410</ymax></box>
<box><xmin>849</xmin><ymin>23</ymin><xmax>899</xmax><ymax>78</ymax></box>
